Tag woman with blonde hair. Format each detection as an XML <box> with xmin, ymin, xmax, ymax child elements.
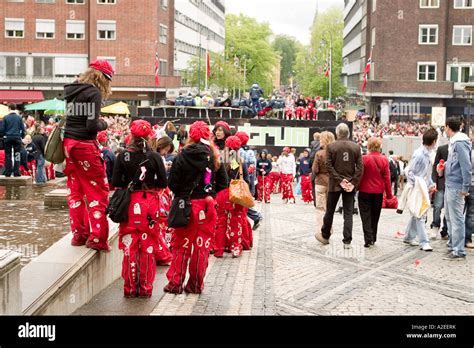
<box><xmin>312</xmin><ymin>131</ymin><xmax>335</xmax><ymax>235</ymax></box>
<box><xmin>63</xmin><ymin>60</ymin><xmax>114</xmax><ymax>251</ymax></box>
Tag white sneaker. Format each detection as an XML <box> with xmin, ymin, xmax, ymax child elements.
<box><xmin>420</xmin><ymin>244</ymin><xmax>433</xmax><ymax>252</ymax></box>
<box><xmin>403</xmin><ymin>239</ymin><xmax>419</xmax><ymax>246</ymax></box>
<box><xmin>429</xmin><ymin>227</ymin><xmax>439</xmax><ymax>240</ymax></box>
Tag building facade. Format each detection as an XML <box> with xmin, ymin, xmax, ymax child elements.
<box><xmin>0</xmin><ymin>0</ymin><xmax>180</xmax><ymax>106</ymax></box>
<box><xmin>343</xmin><ymin>0</ymin><xmax>474</xmax><ymax>121</ymax></box>
<box><xmin>173</xmin><ymin>0</ymin><xmax>225</xmax><ymax>89</ymax></box>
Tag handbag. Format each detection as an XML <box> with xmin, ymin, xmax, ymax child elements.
<box><xmin>168</xmin><ymin>174</ymin><xmax>201</xmax><ymax>228</ymax></box>
<box><xmin>44</xmin><ymin>115</ymin><xmax>66</xmax><ymax>164</ymax></box>
<box><xmin>229</xmin><ymin>163</ymin><xmax>255</xmax><ymax>208</ymax></box>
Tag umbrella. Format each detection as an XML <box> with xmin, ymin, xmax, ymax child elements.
<box><xmin>24</xmin><ymin>98</ymin><xmax>65</xmax><ymax>114</ymax></box>
<box><xmin>0</xmin><ymin>104</ymin><xmax>9</xmax><ymax>118</ymax></box>
<box><xmin>101</xmin><ymin>102</ymin><xmax>130</xmax><ymax>115</ymax></box>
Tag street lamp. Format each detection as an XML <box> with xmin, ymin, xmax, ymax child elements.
<box><xmin>321</xmin><ymin>29</ymin><xmax>333</xmax><ymax>104</ymax></box>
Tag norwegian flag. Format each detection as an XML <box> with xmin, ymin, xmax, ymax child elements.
<box><xmin>154</xmin><ymin>50</ymin><xmax>160</xmax><ymax>86</ymax></box>
<box><xmin>362</xmin><ymin>47</ymin><xmax>374</xmax><ymax>92</ymax></box>
<box><xmin>323</xmin><ymin>59</ymin><xmax>330</xmax><ymax>78</ymax></box>
<box><xmin>206</xmin><ymin>50</ymin><xmax>211</xmax><ymax>79</ymax></box>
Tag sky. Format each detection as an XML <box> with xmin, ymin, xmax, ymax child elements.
<box><xmin>225</xmin><ymin>0</ymin><xmax>344</xmax><ymax>45</ymax></box>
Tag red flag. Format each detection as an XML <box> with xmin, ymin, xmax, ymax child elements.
<box><xmin>323</xmin><ymin>59</ymin><xmax>330</xmax><ymax>78</ymax></box>
<box><xmin>362</xmin><ymin>47</ymin><xmax>374</xmax><ymax>92</ymax></box>
<box><xmin>206</xmin><ymin>51</ymin><xmax>211</xmax><ymax>79</ymax></box>
<box><xmin>154</xmin><ymin>50</ymin><xmax>160</xmax><ymax>86</ymax></box>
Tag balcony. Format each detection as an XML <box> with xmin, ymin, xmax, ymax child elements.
<box><xmin>361</xmin><ymin>80</ymin><xmax>455</xmax><ymax>98</ymax></box>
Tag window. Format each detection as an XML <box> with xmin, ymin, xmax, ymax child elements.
<box><xmin>454</xmin><ymin>0</ymin><xmax>474</xmax><ymax>8</ymax></box>
<box><xmin>159</xmin><ymin>25</ymin><xmax>168</xmax><ymax>44</ymax></box>
<box><xmin>420</xmin><ymin>0</ymin><xmax>439</xmax><ymax>8</ymax></box>
<box><xmin>5</xmin><ymin>56</ymin><xmax>26</xmax><ymax>76</ymax></box>
<box><xmin>66</xmin><ymin>0</ymin><xmax>85</xmax><ymax>3</ymax></box>
<box><xmin>97</xmin><ymin>0</ymin><xmax>115</xmax><ymax>3</ymax></box>
<box><xmin>55</xmin><ymin>57</ymin><xmax>87</xmax><ymax>76</ymax></box>
<box><xmin>5</xmin><ymin>18</ymin><xmax>24</xmax><ymax>38</ymax></box>
<box><xmin>418</xmin><ymin>62</ymin><xmax>437</xmax><ymax>81</ymax></box>
<box><xmin>449</xmin><ymin>65</ymin><xmax>473</xmax><ymax>83</ymax></box>
<box><xmin>419</xmin><ymin>25</ymin><xmax>438</xmax><ymax>44</ymax></box>
<box><xmin>36</xmin><ymin>0</ymin><xmax>55</xmax><ymax>3</ymax></box>
<box><xmin>36</xmin><ymin>19</ymin><xmax>55</xmax><ymax>39</ymax></box>
<box><xmin>6</xmin><ymin>0</ymin><xmax>25</xmax><ymax>2</ymax></box>
<box><xmin>160</xmin><ymin>0</ymin><xmax>168</xmax><ymax>9</ymax></box>
<box><xmin>66</xmin><ymin>20</ymin><xmax>85</xmax><ymax>39</ymax></box>
<box><xmin>453</xmin><ymin>26</ymin><xmax>472</xmax><ymax>45</ymax></box>
<box><xmin>159</xmin><ymin>59</ymin><xmax>168</xmax><ymax>76</ymax></box>
<box><xmin>33</xmin><ymin>57</ymin><xmax>53</xmax><ymax>77</ymax></box>
<box><xmin>97</xmin><ymin>20</ymin><xmax>116</xmax><ymax>40</ymax></box>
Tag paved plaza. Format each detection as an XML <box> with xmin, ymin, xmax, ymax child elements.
<box><xmin>76</xmin><ymin>194</ymin><xmax>474</xmax><ymax>316</ymax></box>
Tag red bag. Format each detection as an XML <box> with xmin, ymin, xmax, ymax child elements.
<box><xmin>383</xmin><ymin>196</ymin><xmax>398</xmax><ymax>209</ymax></box>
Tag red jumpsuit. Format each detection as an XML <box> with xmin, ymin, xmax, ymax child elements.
<box><xmin>64</xmin><ymin>138</ymin><xmax>110</xmax><ymax>250</ymax></box>
<box><xmin>257</xmin><ymin>175</ymin><xmax>272</xmax><ymax>202</ymax></box>
<box><xmin>165</xmin><ymin>196</ymin><xmax>217</xmax><ymax>294</ymax></box>
<box><xmin>241</xmin><ymin>207</ymin><xmax>253</xmax><ymax>250</ymax></box>
<box><xmin>119</xmin><ymin>189</ymin><xmax>163</xmax><ymax>297</ymax></box>
<box><xmin>296</xmin><ymin>107</ymin><xmax>306</xmax><ymax>120</ymax></box>
<box><xmin>306</xmin><ymin>103</ymin><xmax>317</xmax><ymax>120</ymax></box>
<box><xmin>300</xmin><ymin>174</ymin><xmax>314</xmax><ymax>203</ymax></box>
<box><xmin>268</xmin><ymin>171</ymin><xmax>281</xmax><ymax>193</ymax></box>
<box><xmin>280</xmin><ymin>173</ymin><xmax>295</xmax><ymax>201</ymax></box>
<box><xmin>154</xmin><ymin>187</ymin><xmax>173</xmax><ymax>266</ymax></box>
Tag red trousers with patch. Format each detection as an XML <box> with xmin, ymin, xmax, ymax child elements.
<box><xmin>285</xmin><ymin>107</ymin><xmax>294</xmax><ymax>120</ymax></box>
<box><xmin>241</xmin><ymin>207</ymin><xmax>253</xmax><ymax>250</ymax></box>
<box><xmin>300</xmin><ymin>174</ymin><xmax>314</xmax><ymax>203</ymax></box>
<box><xmin>306</xmin><ymin>107</ymin><xmax>317</xmax><ymax>121</ymax></box>
<box><xmin>280</xmin><ymin>173</ymin><xmax>295</xmax><ymax>201</ymax></box>
<box><xmin>46</xmin><ymin>163</ymin><xmax>55</xmax><ymax>180</ymax></box>
<box><xmin>268</xmin><ymin>172</ymin><xmax>281</xmax><ymax>193</ymax></box>
<box><xmin>63</xmin><ymin>138</ymin><xmax>110</xmax><ymax>250</ymax></box>
<box><xmin>215</xmin><ymin>189</ymin><xmax>244</xmax><ymax>257</ymax></box>
<box><xmin>119</xmin><ymin>189</ymin><xmax>163</xmax><ymax>297</ymax></box>
<box><xmin>165</xmin><ymin>196</ymin><xmax>217</xmax><ymax>294</ymax></box>
<box><xmin>257</xmin><ymin>175</ymin><xmax>272</xmax><ymax>202</ymax></box>
<box><xmin>296</xmin><ymin>107</ymin><xmax>306</xmax><ymax>120</ymax></box>
<box><xmin>154</xmin><ymin>188</ymin><xmax>173</xmax><ymax>265</ymax></box>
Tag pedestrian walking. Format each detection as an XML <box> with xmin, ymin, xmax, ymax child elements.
<box><xmin>429</xmin><ymin>144</ymin><xmax>449</xmax><ymax>240</ymax></box>
<box><xmin>278</xmin><ymin>147</ymin><xmax>296</xmax><ymax>204</ymax></box>
<box><xmin>1</xmin><ymin>103</ymin><xmax>25</xmax><ymax>177</ymax></box>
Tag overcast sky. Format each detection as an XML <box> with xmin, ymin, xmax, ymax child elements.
<box><xmin>225</xmin><ymin>0</ymin><xmax>344</xmax><ymax>45</ymax></box>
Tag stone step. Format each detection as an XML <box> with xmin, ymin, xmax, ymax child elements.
<box><xmin>0</xmin><ymin>176</ymin><xmax>33</xmax><ymax>186</ymax></box>
<box><xmin>44</xmin><ymin>189</ymin><xmax>68</xmax><ymax>208</ymax></box>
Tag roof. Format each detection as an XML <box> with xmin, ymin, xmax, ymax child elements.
<box><xmin>0</xmin><ymin>90</ymin><xmax>44</xmax><ymax>103</ymax></box>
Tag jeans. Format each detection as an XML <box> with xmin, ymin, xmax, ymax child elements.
<box><xmin>4</xmin><ymin>137</ymin><xmax>22</xmax><ymax>176</ymax></box>
<box><xmin>247</xmin><ymin>207</ymin><xmax>262</xmax><ymax>222</ymax></box>
<box><xmin>358</xmin><ymin>192</ymin><xmax>383</xmax><ymax>245</ymax></box>
<box><xmin>35</xmin><ymin>154</ymin><xmax>47</xmax><ymax>183</ymax></box>
<box><xmin>431</xmin><ymin>189</ymin><xmax>448</xmax><ymax>236</ymax></box>
<box><xmin>444</xmin><ymin>186</ymin><xmax>466</xmax><ymax>257</ymax></box>
<box><xmin>404</xmin><ymin>216</ymin><xmax>430</xmax><ymax>248</ymax></box>
<box><xmin>321</xmin><ymin>191</ymin><xmax>355</xmax><ymax>244</ymax></box>
<box><xmin>249</xmin><ymin>171</ymin><xmax>256</xmax><ymax>196</ymax></box>
<box><xmin>464</xmin><ymin>185</ymin><xmax>474</xmax><ymax>244</ymax></box>
<box><xmin>251</xmin><ymin>98</ymin><xmax>262</xmax><ymax>114</ymax></box>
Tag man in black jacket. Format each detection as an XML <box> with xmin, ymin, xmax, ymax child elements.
<box><xmin>32</xmin><ymin>125</ymin><xmax>48</xmax><ymax>184</ymax></box>
<box><xmin>1</xmin><ymin>104</ymin><xmax>25</xmax><ymax>177</ymax></box>
<box><xmin>430</xmin><ymin>144</ymin><xmax>449</xmax><ymax>240</ymax></box>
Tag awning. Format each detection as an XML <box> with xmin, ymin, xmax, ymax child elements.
<box><xmin>101</xmin><ymin>102</ymin><xmax>130</xmax><ymax>115</ymax></box>
<box><xmin>24</xmin><ymin>98</ymin><xmax>65</xmax><ymax>113</ymax></box>
<box><xmin>0</xmin><ymin>90</ymin><xmax>44</xmax><ymax>103</ymax></box>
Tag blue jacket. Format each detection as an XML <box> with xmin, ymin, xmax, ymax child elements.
<box><xmin>2</xmin><ymin>112</ymin><xmax>25</xmax><ymax>139</ymax></box>
<box><xmin>299</xmin><ymin>156</ymin><xmax>312</xmax><ymax>176</ymax></box>
<box><xmin>239</xmin><ymin>146</ymin><xmax>256</xmax><ymax>166</ymax></box>
<box><xmin>445</xmin><ymin>132</ymin><xmax>472</xmax><ymax>193</ymax></box>
<box><xmin>101</xmin><ymin>148</ymin><xmax>116</xmax><ymax>184</ymax></box>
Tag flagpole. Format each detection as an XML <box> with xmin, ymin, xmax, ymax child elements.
<box><xmin>205</xmin><ymin>49</ymin><xmax>208</xmax><ymax>92</ymax></box>
<box><xmin>154</xmin><ymin>40</ymin><xmax>158</xmax><ymax>106</ymax></box>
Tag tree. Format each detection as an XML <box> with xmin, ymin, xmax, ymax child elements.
<box><xmin>272</xmin><ymin>35</ymin><xmax>300</xmax><ymax>86</ymax></box>
<box><xmin>294</xmin><ymin>6</ymin><xmax>346</xmax><ymax>99</ymax></box>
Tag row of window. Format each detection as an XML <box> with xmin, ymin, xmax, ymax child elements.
<box><xmin>419</xmin><ymin>25</ymin><xmax>472</xmax><ymax>45</ymax></box>
<box><xmin>4</xmin><ymin>18</ymin><xmax>169</xmax><ymax>43</ymax></box>
<box><xmin>420</xmin><ymin>0</ymin><xmax>474</xmax><ymax>8</ymax></box>
<box><xmin>0</xmin><ymin>55</ymin><xmax>169</xmax><ymax>77</ymax></box>
<box><xmin>175</xmin><ymin>39</ymin><xmax>206</xmax><ymax>56</ymax></box>
<box><xmin>417</xmin><ymin>62</ymin><xmax>473</xmax><ymax>83</ymax></box>
<box><xmin>6</xmin><ymin>0</ymin><xmax>169</xmax><ymax>9</ymax></box>
<box><xmin>174</xmin><ymin>10</ymin><xmax>224</xmax><ymax>45</ymax></box>
<box><xmin>189</xmin><ymin>0</ymin><xmax>225</xmax><ymax>27</ymax></box>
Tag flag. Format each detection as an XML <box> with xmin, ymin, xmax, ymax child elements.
<box><xmin>154</xmin><ymin>50</ymin><xmax>160</xmax><ymax>86</ymax></box>
<box><xmin>362</xmin><ymin>47</ymin><xmax>374</xmax><ymax>92</ymax></box>
<box><xmin>323</xmin><ymin>59</ymin><xmax>330</xmax><ymax>78</ymax></box>
<box><xmin>206</xmin><ymin>51</ymin><xmax>211</xmax><ymax>80</ymax></box>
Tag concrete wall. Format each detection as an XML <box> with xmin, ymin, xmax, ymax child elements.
<box><xmin>0</xmin><ymin>250</ymin><xmax>22</xmax><ymax>315</ymax></box>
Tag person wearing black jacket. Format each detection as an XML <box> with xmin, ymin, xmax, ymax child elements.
<box><xmin>32</xmin><ymin>124</ymin><xmax>48</xmax><ymax>184</ymax></box>
<box><xmin>63</xmin><ymin>60</ymin><xmax>113</xmax><ymax>251</ymax></box>
<box><xmin>164</xmin><ymin>121</ymin><xmax>228</xmax><ymax>295</ymax></box>
<box><xmin>256</xmin><ymin>149</ymin><xmax>272</xmax><ymax>203</ymax></box>
<box><xmin>112</xmin><ymin>120</ymin><xmax>167</xmax><ymax>298</ymax></box>
<box><xmin>1</xmin><ymin>103</ymin><xmax>25</xmax><ymax>177</ymax></box>
<box><xmin>429</xmin><ymin>144</ymin><xmax>449</xmax><ymax>240</ymax></box>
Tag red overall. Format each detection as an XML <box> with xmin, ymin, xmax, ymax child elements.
<box><xmin>119</xmin><ymin>189</ymin><xmax>162</xmax><ymax>297</ymax></box>
<box><xmin>165</xmin><ymin>196</ymin><xmax>217</xmax><ymax>294</ymax></box>
<box><xmin>268</xmin><ymin>172</ymin><xmax>281</xmax><ymax>193</ymax></box>
<box><xmin>46</xmin><ymin>163</ymin><xmax>56</xmax><ymax>180</ymax></box>
<box><xmin>306</xmin><ymin>104</ymin><xmax>317</xmax><ymax>120</ymax></box>
<box><xmin>241</xmin><ymin>207</ymin><xmax>253</xmax><ymax>250</ymax></box>
<box><xmin>154</xmin><ymin>188</ymin><xmax>173</xmax><ymax>266</ymax></box>
<box><xmin>296</xmin><ymin>107</ymin><xmax>306</xmax><ymax>120</ymax></box>
<box><xmin>285</xmin><ymin>107</ymin><xmax>294</xmax><ymax>120</ymax></box>
<box><xmin>257</xmin><ymin>175</ymin><xmax>272</xmax><ymax>202</ymax></box>
<box><xmin>280</xmin><ymin>173</ymin><xmax>295</xmax><ymax>201</ymax></box>
<box><xmin>300</xmin><ymin>174</ymin><xmax>314</xmax><ymax>203</ymax></box>
<box><xmin>63</xmin><ymin>138</ymin><xmax>110</xmax><ymax>250</ymax></box>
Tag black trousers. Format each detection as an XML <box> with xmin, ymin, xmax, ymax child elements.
<box><xmin>391</xmin><ymin>177</ymin><xmax>398</xmax><ymax>196</ymax></box>
<box><xmin>358</xmin><ymin>192</ymin><xmax>383</xmax><ymax>245</ymax></box>
<box><xmin>321</xmin><ymin>191</ymin><xmax>355</xmax><ymax>244</ymax></box>
<box><xmin>4</xmin><ymin>137</ymin><xmax>22</xmax><ymax>176</ymax></box>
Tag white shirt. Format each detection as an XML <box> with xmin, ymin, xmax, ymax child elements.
<box><xmin>277</xmin><ymin>154</ymin><xmax>296</xmax><ymax>176</ymax></box>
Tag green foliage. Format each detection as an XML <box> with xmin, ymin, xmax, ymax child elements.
<box><xmin>295</xmin><ymin>6</ymin><xmax>346</xmax><ymax>99</ymax></box>
<box><xmin>272</xmin><ymin>35</ymin><xmax>301</xmax><ymax>86</ymax></box>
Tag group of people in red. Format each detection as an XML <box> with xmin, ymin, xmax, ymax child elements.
<box><xmin>62</xmin><ymin>60</ymin><xmax>263</xmax><ymax>298</ymax></box>
<box><xmin>285</xmin><ymin>94</ymin><xmax>322</xmax><ymax>121</ymax></box>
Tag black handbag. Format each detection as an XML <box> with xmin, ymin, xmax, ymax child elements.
<box><xmin>168</xmin><ymin>175</ymin><xmax>201</xmax><ymax>228</ymax></box>
<box><xmin>106</xmin><ymin>153</ymin><xmax>150</xmax><ymax>224</ymax></box>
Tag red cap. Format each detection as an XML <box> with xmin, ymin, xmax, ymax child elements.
<box><xmin>97</xmin><ymin>131</ymin><xmax>108</xmax><ymax>144</ymax></box>
<box><xmin>124</xmin><ymin>133</ymin><xmax>132</xmax><ymax>146</ymax></box>
<box><xmin>225</xmin><ymin>136</ymin><xmax>242</xmax><ymax>151</ymax></box>
<box><xmin>235</xmin><ymin>131</ymin><xmax>249</xmax><ymax>146</ymax></box>
<box><xmin>283</xmin><ymin>146</ymin><xmax>290</xmax><ymax>153</ymax></box>
<box><xmin>89</xmin><ymin>59</ymin><xmax>114</xmax><ymax>81</ymax></box>
<box><xmin>214</xmin><ymin>121</ymin><xmax>230</xmax><ymax>131</ymax></box>
<box><xmin>130</xmin><ymin>120</ymin><xmax>152</xmax><ymax>138</ymax></box>
<box><xmin>189</xmin><ymin>121</ymin><xmax>211</xmax><ymax>142</ymax></box>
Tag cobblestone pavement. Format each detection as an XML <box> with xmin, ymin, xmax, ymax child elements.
<box><xmin>150</xmin><ymin>193</ymin><xmax>474</xmax><ymax>316</ymax></box>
